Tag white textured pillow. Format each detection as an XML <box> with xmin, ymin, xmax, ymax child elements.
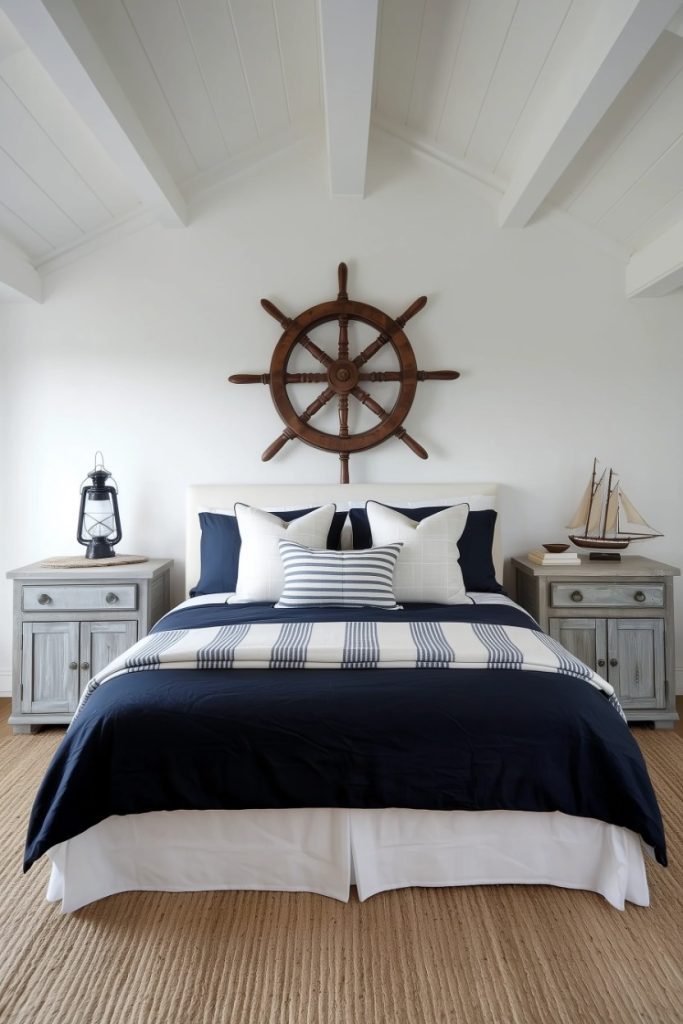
<box><xmin>366</xmin><ymin>501</ymin><xmax>470</xmax><ymax>604</ymax></box>
<box><xmin>276</xmin><ymin>540</ymin><xmax>402</xmax><ymax>609</ymax></box>
<box><xmin>348</xmin><ymin>494</ymin><xmax>494</xmax><ymax>511</ymax></box>
<box><xmin>231</xmin><ymin>504</ymin><xmax>336</xmax><ymax>603</ymax></box>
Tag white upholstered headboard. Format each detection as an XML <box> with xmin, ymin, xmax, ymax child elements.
<box><xmin>185</xmin><ymin>483</ymin><xmax>501</xmax><ymax>596</ymax></box>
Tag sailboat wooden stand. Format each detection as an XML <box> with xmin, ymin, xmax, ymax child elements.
<box><xmin>567</xmin><ymin>459</ymin><xmax>662</xmax><ymax>559</ymax></box>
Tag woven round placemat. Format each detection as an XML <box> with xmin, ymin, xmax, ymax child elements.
<box><xmin>39</xmin><ymin>554</ymin><xmax>149</xmax><ymax>568</ymax></box>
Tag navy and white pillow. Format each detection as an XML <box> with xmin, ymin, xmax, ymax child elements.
<box><xmin>276</xmin><ymin>540</ymin><xmax>403</xmax><ymax>609</ymax></box>
<box><xmin>192</xmin><ymin>505</ymin><xmax>347</xmax><ymax>596</ymax></box>
<box><xmin>349</xmin><ymin>502</ymin><xmax>502</xmax><ymax>594</ymax></box>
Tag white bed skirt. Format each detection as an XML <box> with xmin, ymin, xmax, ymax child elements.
<box><xmin>46</xmin><ymin>807</ymin><xmax>649</xmax><ymax>913</ymax></box>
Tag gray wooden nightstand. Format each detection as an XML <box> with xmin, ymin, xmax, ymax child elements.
<box><xmin>512</xmin><ymin>555</ymin><xmax>680</xmax><ymax>729</ymax></box>
<box><xmin>6</xmin><ymin>558</ymin><xmax>173</xmax><ymax>734</ymax></box>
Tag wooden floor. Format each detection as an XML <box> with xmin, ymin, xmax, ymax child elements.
<box><xmin>0</xmin><ymin>698</ymin><xmax>682</xmax><ymax>1024</ymax></box>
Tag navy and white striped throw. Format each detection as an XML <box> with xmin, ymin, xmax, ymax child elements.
<box><xmin>72</xmin><ymin>616</ymin><xmax>625</xmax><ymax>723</ymax></box>
<box><xmin>275</xmin><ymin>540</ymin><xmax>403</xmax><ymax>609</ymax></box>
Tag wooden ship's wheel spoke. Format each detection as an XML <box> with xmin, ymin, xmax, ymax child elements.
<box><xmin>260</xmin><ymin>299</ymin><xmax>334</xmax><ymax>368</ymax></box>
<box><xmin>354</xmin><ymin>297</ymin><xmax>427</xmax><ymax>369</ymax></box>
<box><xmin>261</xmin><ymin>386</ymin><xmax>335</xmax><ymax>461</ymax></box>
<box><xmin>228</xmin><ymin>262</ymin><xmax>460</xmax><ymax>483</ymax></box>
<box><xmin>358</xmin><ymin>370</ymin><xmax>460</xmax><ymax>383</ymax></box>
<box><xmin>350</xmin><ymin>386</ymin><xmax>428</xmax><ymax>460</ymax></box>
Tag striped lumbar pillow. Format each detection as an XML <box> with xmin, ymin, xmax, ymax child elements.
<box><xmin>276</xmin><ymin>540</ymin><xmax>402</xmax><ymax>609</ymax></box>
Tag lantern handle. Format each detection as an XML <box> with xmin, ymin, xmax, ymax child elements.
<box><xmin>93</xmin><ymin>450</ymin><xmax>117</xmax><ymax>488</ymax></box>
<box><xmin>79</xmin><ymin>451</ymin><xmax>118</xmax><ymax>492</ymax></box>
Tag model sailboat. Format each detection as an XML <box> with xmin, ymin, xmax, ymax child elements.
<box><xmin>567</xmin><ymin>459</ymin><xmax>662</xmax><ymax>557</ymax></box>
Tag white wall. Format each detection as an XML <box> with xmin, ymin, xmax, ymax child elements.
<box><xmin>1</xmin><ymin>133</ymin><xmax>683</xmax><ymax>692</ymax></box>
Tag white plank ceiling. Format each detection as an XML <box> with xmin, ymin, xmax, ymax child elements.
<box><xmin>0</xmin><ymin>8</ymin><xmax>138</xmax><ymax>261</ymax></box>
<box><xmin>1</xmin><ymin>0</ymin><xmax>683</xmax><ymax>299</ymax></box>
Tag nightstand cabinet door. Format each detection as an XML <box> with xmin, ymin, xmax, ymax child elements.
<box><xmin>549</xmin><ymin>618</ymin><xmax>608</xmax><ymax>673</ymax></box>
<box><xmin>608</xmin><ymin>618</ymin><xmax>665</xmax><ymax>710</ymax></box>
<box><xmin>21</xmin><ymin>622</ymin><xmax>80</xmax><ymax>714</ymax></box>
<box><xmin>80</xmin><ymin>621</ymin><xmax>138</xmax><ymax>690</ymax></box>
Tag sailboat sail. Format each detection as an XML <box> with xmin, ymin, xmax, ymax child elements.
<box><xmin>566</xmin><ymin>481</ymin><xmax>592</xmax><ymax>530</ymax></box>
<box><xmin>604</xmin><ymin>486</ymin><xmax>619</xmax><ymax>534</ymax></box>
<box><xmin>619</xmin><ymin>490</ymin><xmax>661</xmax><ymax>535</ymax></box>
<box><xmin>586</xmin><ymin>473</ymin><xmax>605</xmax><ymax>535</ymax></box>
<box><xmin>567</xmin><ymin>461</ymin><xmax>662</xmax><ymax>550</ymax></box>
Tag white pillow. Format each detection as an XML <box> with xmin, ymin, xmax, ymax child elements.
<box><xmin>348</xmin><ymin>494</ymin><xmax>494</xmax><ymax>511</ymax></box>
<box><xmin>231</xmin><ymin>504</ymin><xmax>336</xmax><ymax>603</ymax></box>
<box><xmin>200</xmin><ymin>503</ymin><xmax>350</xmax><ymax>515</ymax></box>
<box><xmin>366</xmin><ymin>501</ymin><xmax>470</xmax><ymax>604</ymax></box>
<box><xmin>276</xmin><ymin>540</ymin><xmax>402</xmax><ymax>609</ymax></box>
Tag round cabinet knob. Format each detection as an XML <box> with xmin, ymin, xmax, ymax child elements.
<box><xmin>634</xmin><ymin>591</ymin><xmax>646</xmax><ymax>603</ymax></box>
<box><xmin>610</xmin><ymin>658</ymin><xmax>618</xmax><ymax>668</ymax></box>
<box><xmin>105</xmin><ymin>592</ymin><xmax>119</xmax><ymax>605</ymax></box>
<box><xmin>37</xmin><ymin>593</ymin><xmax>52</xmax><ymax>605</ymax></box>
<box><xmin>597</xmin><ymin>659</ymin><xmax>606</xmax><ymax>668</ymax></box>
<box><xmin>570</xmin><ymin>590</ymin><xmax>584</xmax><ymax>603</ymax></box>
<box><xmin>80</xmin><ymin>661</ymin><xmax>90</xmax><ymax>671</ymax></box>
<box><xmin>68</xmin><ymin>661</ymin><xmax>78</xmax><ymax>670</ymax></box>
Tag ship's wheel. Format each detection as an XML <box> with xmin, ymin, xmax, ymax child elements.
<box><xmin>229</xmin><ymin>262</ymin><xmax>459</xmax><ymax>483</ymax></box>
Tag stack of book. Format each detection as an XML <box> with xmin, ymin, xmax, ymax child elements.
<box><xmin>528</xmin><ymin>548</ymin><xmax>581</xmax><ymax>566</ymax></box>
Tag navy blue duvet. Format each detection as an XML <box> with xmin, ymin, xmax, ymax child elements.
<box><xmin>24</xmin><ymin>600</ymin><xmax>666</xmax><ymax>870</ymax></box>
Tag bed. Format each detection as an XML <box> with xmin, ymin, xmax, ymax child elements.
<box><xmin>24</xmin><ymin>484</ymin><xmax>665</xmax><ymax>912</ymax></box>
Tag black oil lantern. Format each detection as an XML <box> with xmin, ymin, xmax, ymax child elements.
<box><xmin>77</xmin><ymin>452</ymin><xmax>122</xmax><ymax>559</ymax></box>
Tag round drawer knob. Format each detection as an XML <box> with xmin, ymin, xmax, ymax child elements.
<box><xmin>597</xmin><ymin>659</ymin><xmax>606</xmax><ymax>668</ymax></box>
<box><xmin>68</xmin><ymin>661</ymin><xmax>78</xmax><ymax>670</ymax></box>
<box><xmin>37</xmin><ymin>593</ymin><xmax>52</xmax><ymax>605</ymax></box>
<box><xmin>105</xmin><ymin>592</ymin><xmax>119</xmax><ymax>605</ymax></box>
<box><xmin>634</xmin><ymin>591</ymin><xmax>646</xmax><ymax>603</ymax></box>
<box><xmin>80</xmin><ymin>661</ymin><xmax>90</xmax><ymax>671</ymax></box>
<box><xmin>610</xmin><ymin>658</ymin><xmax>618</xmax><ymax>668</ymax></box>
<box><xmin>570</xmin><ymin>590</ymin><xmax>584</xmax><ymax>603</ymax></box>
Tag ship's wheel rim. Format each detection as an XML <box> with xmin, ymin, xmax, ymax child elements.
<box><xmin>268</xmin><ymin>299</ymin><xmax>418</xmax><ymax>454</ymax></box>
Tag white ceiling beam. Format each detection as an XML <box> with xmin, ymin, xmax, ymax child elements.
<box><xmin>319</xmin><ymin>0</ymin><xmax>379</xmax><ymax>197</ymax></box>
<box><xmin>625</xmin><ymin>217</ymin><xmax>683</xmax><ymax>297</ymax></box>
<box><xmin>0</xmin><ymin>0</ymin><xmax>187</xmax><ymax>226</ymax></box>
<box><xmin>0</xmin><ymin>237</ymin><xmax>41</xmax><ymax>302</ymax></box>
<box><xmin>665</xmin><ymin>8</ymin><xmax>683</xmax><ymax>37</ymax></box>
<box><xmin>499</xmin><ymin>0</ymin><xmax>682</xmax><ymax>228</ymax></box>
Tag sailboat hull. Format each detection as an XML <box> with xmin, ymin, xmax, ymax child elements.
<box><xmin>570</xmin><ymin>535</ymin><xmax>629</xmax><ymax>551</ymax></box>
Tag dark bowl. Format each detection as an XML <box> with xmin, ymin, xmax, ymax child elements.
<box><xmin>543</xmin><ymin>543</ymin><xmax>570</xmax><ymax>553</ymax></box>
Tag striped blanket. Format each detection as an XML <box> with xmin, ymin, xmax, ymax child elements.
<box><xmin>74</xmin><ymin>619</ymin><xmax>624</xmax><ymax>723</ymax></box>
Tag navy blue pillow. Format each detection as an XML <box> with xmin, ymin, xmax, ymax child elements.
<box><xmin>349</xmin><ymin>504</ymin><xmax>502</xmax><ymax>594</ymax></box>
<box><xmin>192</xmin><ymin>507</ymin><xmax>347</xmax><ymax>597</ymax></box>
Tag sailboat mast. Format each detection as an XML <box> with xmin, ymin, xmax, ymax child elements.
<box><xmin>584</xmin><ymin>457</ymin><xmax>598</xmax><ymax>538</ymax></box>
<box><xmin>601</xmin><ymin>468</ymin><xmax>614</xmax><ymax>538</ymax></box>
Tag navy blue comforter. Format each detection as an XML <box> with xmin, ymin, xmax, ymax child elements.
<box><xmin>24</xmin><ymin>601</ymin><xmax>666</xmax><ymax>870</ymax></box>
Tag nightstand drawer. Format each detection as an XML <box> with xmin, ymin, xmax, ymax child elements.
<box><xmin>550</xmin><ymin>583</ymin><xmax>664</xmax><ymax>609</ymax></box>
<box><xmin>23</xmin><ymin>584</ymin><xmax>137</xmax><ymax>612</ymax></box>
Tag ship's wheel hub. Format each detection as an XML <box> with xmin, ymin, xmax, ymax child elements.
<box><xmin>327</xmin><ymin>359</ymin><xmax>358</xmax><ymax>393</ymax></box>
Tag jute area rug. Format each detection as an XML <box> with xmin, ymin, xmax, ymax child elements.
<box><xmin>0</xmin><ymin>708</ymin><xmax>681</xmax><ymax>1024</ymax></box>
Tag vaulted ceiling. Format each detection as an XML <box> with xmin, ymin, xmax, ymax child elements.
<box><xmin>1</xmin><ymin>0</ymin><xmax>683</xmax><ymax>302</ymax></box>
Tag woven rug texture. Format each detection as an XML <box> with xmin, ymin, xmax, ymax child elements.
<box><xmin>0</xmin><ymin>711</ymin><xmax>681</xmax><ymax>1024</ymax></box>
<box><xmin>39</xmin><ymin>555</ymin><xmax>148</xmax><ymax>568</ymax></box>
